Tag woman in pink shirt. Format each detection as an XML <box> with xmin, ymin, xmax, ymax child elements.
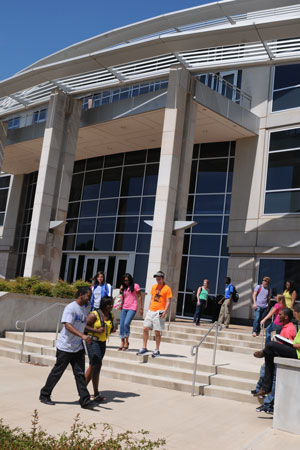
<box><xmin>118</xmin><ymin>273</ymin><xmax>143</xmax><ymax>351</ymax></box>
<box><xmin>261</xmin><ymin>294</ymin><xmax>286</xmax><ymax>344</ymax></box>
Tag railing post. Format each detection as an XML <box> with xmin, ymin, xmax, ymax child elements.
<box><xmin>212</xmin><ymin>321</ymin><xmax>218</xmax><ymax>366</ymax></box>
<box><xmin>191</xmin><ymin>346</ymin><xmax>199</xmax><ymax>397</ymax></box>
<box><xmin>20</xmin><ymin>323</ymin><xmax>26</xmax><ymax>363</ymax></box>
<box><xmin>261</xmin><ymin>324</ymin><xmax>265</xmax><ymax>348</ymax></box>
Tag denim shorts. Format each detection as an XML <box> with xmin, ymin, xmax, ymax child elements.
<box><xmin>86</xmin><ymin>340</ymin><xmax>106</xmax><ymax>366</ymax></box>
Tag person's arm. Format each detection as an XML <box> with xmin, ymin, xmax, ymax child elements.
<box><xmin>268</xmin><ymin>289</ymin><xmax>271</xmax><ymax>308</ymax></box>
<box><xmin>205</xmin><ymin>288</ymin><xmax>209</xmax><ymax>309</ymax></box>
<box><xmin>161</xmin><ymin>297</ymin><xmax>171</xmax><ymax>319</ymax></box>
<box><xmin>65</xmin><ymin>323</ymin><xmax>92</xmax><ymax>344</ymax></box>
<box><xmin>293</xmin><ymin>343</ymin><xmax>300</xmax><ymax>350</ymax></box>
<box><xmin>291</xmin><ymin>290</ymin><xmax>297</xmax><ymax>309</ymax></box>
<box><xmin>252</xmin><ymin>289</ymin><xmax>258</xmax><ymax>309</ymax></box>
<box><xmin>137</xmin><ymin>290</ymin><xmax>143</xmax><ymax>315</ymax></box>
<box><xmin>261</xmin><ymin>307</ymin><xmax>276</xmax><ymax>325</ymax></box>
<box><xmin>84</xmin><ymin>313</ymin><xmax>104</xmax><ymax>335</ymax></box>
<box><xmin>196</xmin><ymin>287</ymin><xmax>201</xmax><ymax>305</ymax></box>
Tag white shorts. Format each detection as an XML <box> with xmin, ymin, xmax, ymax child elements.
<box><xmin>144</xmin><ymin>310</ymin><xmax>165</xmax><ymax>332</ymax></box>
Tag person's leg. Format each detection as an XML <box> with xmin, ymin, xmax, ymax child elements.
<box><xmin>194</xmin><ymin>303</ymin><xmax>200</xmax><ymax>325</ymax></box>
<box><xmin>255</xmin><ymin>363</ymin><xmax>265</xmax><ymax>392</ymax></box>
<box><xmin>262</xmin><ymin>342</ymin><xmax>297</xmax><ymax>393</ymax></box>
<box><xmin>85</xmin><ymin>364</ymin><xmax>92</xmax><ymax>385</ymax></box>
<box><xmin>143</xmin><ymin>327</ymin><xmax>150</xmax><ymax>349</ymax></box>
<box><xmin>123</xmin><ymin>309</ymin><xmax>136</xmax><ymax>341</ymax></box>
<box><xmin>154</xmin><ymin>330</ymin><xmax>161</xmax><ymax>351</ymax></box>
<box><xmin>70</xmin><ymin>350</ymin><xmax>92</xmax><ymax>407</ymax></box>
<box><xmin>252</xmin><ymin>307</ymin><xmax>261</xmax><ymax>335</ymax></box>
<box><xmin>119</xmin><ymin>309</ymin><xmax>127</xmax><ymax>348</ymax></box>
<box><xmin>218</xmin><ymin>302</ymin><xmax>225</xmax><ymax>324</ymax></box>
<box><xmin>40</xmin><ymin>350</ymin><xmax>70</xmax><ymax>400</ymax></box>
<box><xmin>265</xmin><ymin>322</ymin><xmax>282</xmax><ymax>344</ymax></box>
<box><xmin>224</xmin><ymin>299</ymin><xmax>232</xmax><ymax>328</ymax></box>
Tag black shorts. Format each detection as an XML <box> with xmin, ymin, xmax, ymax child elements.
<box><xmin>86</xmin><ymin>340</ymin><xmax>106</xmax><ymax>366</ymax></box>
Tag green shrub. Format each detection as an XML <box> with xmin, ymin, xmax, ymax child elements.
<box><xmin>9</xmin><ymin>277</ymin><xmax>40</xmax><ymax>294</ymax></box>
<box><xmin>31</xmin><ymin>282</ymin><xmax>53</xmax><ymax>297</ymax></box>
<box><xmin>73</xmin><ymin>279</ymin><xmax>92</xmax><ymax>290</ymax></box>
<box><xmin>0</xmin><ymin>279</ymin><xmax>11</xmax><ymax>292</ymax></box>
<box><xmin>0</xmin><ymin>410</ymin><xmax>166</xmax><ymax>449</ymax></box>
<box><xmin>52</xmin><ymin>280</ymin><xmax>76</xmax><ymax>299</ymax></box>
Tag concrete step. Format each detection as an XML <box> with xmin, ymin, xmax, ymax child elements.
<box><xmin>0</xmin><ymin>345</ymin><xmax>30</xmax><ymax>362</ymax></box>
<box><xmin>210</xmin><ymin>374</ymin><xmax>255</xmax><ymax>391</ymax></box>
<box><xmin>203</xmin><ymin>384</ymin><xmax>257</xmax><ymax>404</ymax></box>
<box><xmin>5</xmin><ymin>331</ymin><xmax>55</xmax><ymax>347</ymax></box>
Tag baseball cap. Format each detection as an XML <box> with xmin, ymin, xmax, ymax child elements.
<box><xmin>153</xmin><ymin>270</ymin><xmax>165</xmax><ymax>278</ymax></box>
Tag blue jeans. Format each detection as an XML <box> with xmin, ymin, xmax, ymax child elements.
<box><xmin>253</xmin><ymin>306</ymin><xmax>268</xmax><ymax>335</ymax></box>
<box><xmin>255</xmin><ymin>363</ymin><xmax>276</xmax><ymax>408</ymax></box>
<box><xmin>265</xmin><ymin>322</ymin><xmax>282</xmax><ymax>344</ymax></box>
<box><xmin>120</xmin><ymin>309</ymin><xmax>136</xmax><ymax>338</ymax></box>
<box><xmin>193</xmin><ymin>300</ymin><xmax>206</xmax><ymax>324</ymax></box>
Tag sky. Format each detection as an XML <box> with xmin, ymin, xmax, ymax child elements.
<box><xmin>0</xmin><ymin>0</ymin><xmax>218</xmax><ymax>81</ymax></box>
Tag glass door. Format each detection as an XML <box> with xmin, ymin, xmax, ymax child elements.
<box><xmin>218</xmin><ymin>70</ymin><xmax>238</xmax><ymax>102</ymax></box>
<box><xmin>64</xmin><ymin>256</ymin><xmax>78</xmax><ymax>283</ymax></box>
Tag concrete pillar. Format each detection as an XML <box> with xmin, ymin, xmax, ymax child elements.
<box><xmin>144</xmin><ymin>66</ymin><xmax>196</xmax><ymax>316</ymax></box>
<box><xmin>0</xmin><ymin>121</ymin><xmax>7</xmax><ymax>172</ymax></box>
<box><xmin>24</xmin><ymin>90</ymin><xmax>81</xmax><ymax>282</ymax></box>
<box><xmin>0</xmin><ymin>175</ymin><xmax>24</xmax><ymax>278</ymax></box>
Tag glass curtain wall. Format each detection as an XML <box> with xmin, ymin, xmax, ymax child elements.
<box><xmin>177</xmin><ymin>141</ymin><xmax>235</xmax><ymax>318</ymax></box>
<box><xmin>61</xmin><ymin>148</ymin><xmax>160</xmax><ymax>288</ymax></box>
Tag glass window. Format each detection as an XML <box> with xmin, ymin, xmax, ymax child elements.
<box><xmin>80</xmin><ymin>201</ymin><xmax>98</xmax><ymax>217</ymax></box>
<box><xmin>75</xmin><ymin>235</ymin><xmax>94</xmax><ymax>251</ymax></box>
<box><xmin>186</xmin><ymin>257</ymin><xmax>218</xmax><ymax>293</ymax></box>
<box><xmin>8</xmin><ymin>117</ymin><xmax>20</xmax><ymax>129</ymax></box>
<box><xmin>121</xmin><ymin>166</ymin><xmax>144</xmax><ymax>197</ymax></box>
<box><xmin>179</xmin><ymin>256</ymin><xmax>188</xmax><ymax>291</ymax></box>
<box><xmin>147</xmin><ymin>148</ymin><xmax>160</xmax><ymax>163</ymax></box>
<box><xmin>265</xmin><ymin>191</ymin><xmax>300</xmax><ymax>214</ymax></box>
<box><xmin>194</xmin><ymin>195</ymin><xmax>224</xmax><ymax>214</ymax></box>
<box><xmin>141</xmin><ymin>197</ymin><xmax>155</xmax><ymax>215</ymax></box>
<box><xmin>143</xmin><ymin>164</ymin><xmax>159</xmax><ymax>195</ymax></box>
<box><xmin>192</xmin><ymin>216</ymin><xmax>223</xmax><ymax>234</ymax></box>
<box><xmin>82</xmin><ymin>171</ymin><xmax>101</xmax><ymax>200</ymax></box>
<box><xmin>0</xmin><ymin>189</ymin><xmax>9</xmax><ymax>212</ymax></box>
<box><xmin>124</xmin><ymin>150</ymin><xmax>146</xmax><ymax>165</ymax></box>
<box><xmin>0</xmin><ymin>213</ymin><xmax>5</xmax><ymax>226</ymax></box>
<box><xmin>100</xmin><ymin>168</ymin><xmax>121</xmax><ymax>198</ymax></box>
<box><xmin>267</xmin><ymin>150</ymin><xmax>300</xmax><ymax>191</ymax></box>
<box><xmin>217</xmin><ymin>258</ymin><xmax>229</xmax><ymax>294</ymax></box>
<box><xmin>190</xmin><ymin>235</ymin><xmax>221</xmax><ymax>256</ymax></box>
<box><xmin>0</xmin><ymin>176</ymin><xmax>10</xmax><ymax>189</ymax></box>
<box><xmin>273</xmin><ymin>64</ymin><xmax>300</xmax><ymax>112</ymax></box>
<box><xmin>73</xmin><ymin>160</ymin><xmax>86</xmax><ymax>173</ymax></box>
<box><xmin>114</xmin><ymin>234</ymin><xmax>136</xmax><ymax>251</ymax></box>
<box><xmin>118</xmin><ymin>197</ymin><xmax>141</xmax><ymax>215</ymax></box>
<box><xmin>86</xmin><ymin>156</ymin><xmax>103</xmax><ymax>171</ymax></box>
<box><xmin>134</xmin><ymin>254</ymin><xmax>149</xmax><ymax>289</ymax></box>
<box><xmin>67</xmin><ymin>202</ymin><xmax>80</xmax><ymax>218</ymax></box>
<box><xmin>270</xmin><ymin>128</ymin><xmax>300</xmax><ymax>152</ymax></box>
<box><xmin>98</xmin><ymin>199</ymin><xmax>118</xmax><ymax>216</ymax></box>
<box><xmin>65</xmin><ymin>219</ymin><xmax>78</xmax><ymax>234</ymax></box>
<box><xmin>136</xmin><ymin>234</ymin><xmax>151</xmax><ymax>253</ymax></box>
<box><xmin>78</xmin><ymin>218</ymin><xmax>95</xmax><ymax>233</ymax></box>
<box><xmin>259</xmin><ymin>259</ymin><xmax>300</xmax><ymax>299</ymax></box>
<box><xmin>63</xmin><ymin>234</ymin><xmax>75</xmax><ymax>251</ymax></box>
<box><xmin>104</xmin><ymin>154</ymin><xmax>123</xmax><ymax>168</ymax></box>
<box><xmin>69</xmin><ymin>174</ymin><xmax>83</xmax><ymax>202</ymax></box>
<box><xmin>199</xmin><ymin>142</ymin><xmax>229</xmax><ymax>158</ymax></box>
<box><xmin>94</xmin><ymin>234</ymin><xmax>114</xmax><ymax>251</ymax></box>
<box><xmin>196</xmin><ymin>159</ymin><xmax>228</xmax><ymax>193</ymax></box>
<box><xmin>116</xmin><ymin>217</ymin><xmax>139</xmax><ymax>232</ymax></box>
<box><xmin>96</xmin><ymin>217</ymin><xmax>116</xmax><ymax>232</ymax></box>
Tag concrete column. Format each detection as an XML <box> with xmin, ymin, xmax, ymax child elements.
<box><xmin>0</xmin><ymin>121</ymin><xmax>7</xmax><ymax>172</ymax></box>
<box><xmin>24</xmin><ymin>90</ymin><xmax>81</xmax><ymax>282</ymax></box>
<box><xmin>0</xmin><ymin>175</ymin><xmax>24</xmax><ymax>278</ymax></box>
<box><xmin>144</xmin><ymin>66</ymin><xmax>196</xmax><ymax>316</ymax></box>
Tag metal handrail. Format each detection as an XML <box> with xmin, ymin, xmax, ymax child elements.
<box><xmin>16</xmin><ymin>302</ymin><xmax>66</xmax><ymax>363</ymax></box>
<box><xmin>190</xmin><ymin>321</ymin><xmax>220</xmax><ymax>396</ymax></box>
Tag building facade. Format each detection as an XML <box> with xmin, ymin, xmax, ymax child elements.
<box><xmin>1</xmin><ymin>0</ymin><xmax>300</xmax><ymax>322</ymax></box>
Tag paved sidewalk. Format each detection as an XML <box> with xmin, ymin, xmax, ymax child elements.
<box><xmin>1</xmin><ymin>356</ymin><xmax>300</xmax><ymax>449</ymax></box>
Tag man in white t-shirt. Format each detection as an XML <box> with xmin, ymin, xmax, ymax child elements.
<box><xmin>40</xmin><ymin>286</ymin><xmax>98</xmax><ymax>410</ymax></box>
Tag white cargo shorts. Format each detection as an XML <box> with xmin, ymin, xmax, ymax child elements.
<box><xmin>143</xmin><ymin>310</ymin><xmax>165</xmax><ymax>331</ymax></box>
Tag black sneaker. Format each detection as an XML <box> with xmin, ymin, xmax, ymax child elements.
<box><xmin>39</xmin><ymin>397</ymin><xmax>55</xmax><ymax>406</ymax></box>
<box><xmin>251</xmin><ymin>389</ymin><xmax>258</xmax><ymax>395</ymax></box>
<box><xmin>81</xmin><ymin>401</ymin><xmax>99</xmax><ymax>410</ymax></box>
<box><xmin>256</xmin><ymin>405</ymin><xmax>265</xmax><ymax>412</ymax></box>
<box><xmin>264</xmin><ymin>408</ymin><xmax>274</xmax><ymax>415</ymax></box>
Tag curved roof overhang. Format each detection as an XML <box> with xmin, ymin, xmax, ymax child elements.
<box><xmin>1</xmin><ymin>0</ymin><xmax>300</xmax><ymax>116</ymax></box>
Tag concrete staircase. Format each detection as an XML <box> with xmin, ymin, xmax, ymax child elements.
<box><xmin>0</xmin><ymin>322</ymin><xmax>262</xmax><ymax>405</ymax></box>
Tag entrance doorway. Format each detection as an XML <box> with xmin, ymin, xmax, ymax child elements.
<box><xmin>64</xmin><ymin>253</ymin><xmax>133</xmax><ymax>287</ymax></box>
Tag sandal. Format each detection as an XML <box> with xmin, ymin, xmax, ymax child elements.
<box><xmin>122</xmin><ymin>343</ymin><xmax>129</xmax><ymax>351</ymax></box>
<box><xmin>94</xmin><ymin>393</ymin><xmax>107</xmax><ymax>403</ymax></box>
<box><xmin>118</xmin><ymin>346</ymin><xmax>124</xmax><ymax>351</ymax></box>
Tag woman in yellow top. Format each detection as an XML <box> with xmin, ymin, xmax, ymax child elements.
<box><xmin>282</xmin><ymin>280</ymin><xmax>297</xmax><ymax>309</ymax></box>
<box><xmin>85</xmin><ymin>296</ymin><xmax>116</xmax><ymax>403</ymax></box>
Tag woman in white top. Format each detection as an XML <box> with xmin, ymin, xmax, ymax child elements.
<box><xmin>90</xmin><ymin>271</ymin><xmax>113</xmax><ymax>311</ymax></box>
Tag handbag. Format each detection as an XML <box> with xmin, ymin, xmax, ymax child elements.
<box><xmin>113</xmin><ymin>293</ymin><xmax>123</xmax><ymax>310</ymax></box>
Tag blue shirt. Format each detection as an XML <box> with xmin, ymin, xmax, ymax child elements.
<box><xmin>225</xmin><ymin>284</ymin><xmax>234</xmax><ymax>299</ymax></box>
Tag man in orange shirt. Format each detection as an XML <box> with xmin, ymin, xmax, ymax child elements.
<box><xmin>137</xmin><ymin>271</ymin><xmax>172</xmax><ymax>358</ymax></box>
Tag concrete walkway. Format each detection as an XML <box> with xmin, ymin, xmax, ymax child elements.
<box><xmin>1</xmin><ymin>355</ymin><xmax>300</xmax><ymax>449</ymax></box>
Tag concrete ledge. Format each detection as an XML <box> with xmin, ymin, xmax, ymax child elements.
<box><xmin>273</xmin><ymin>356</ymin><xmax>300</xmax><ymax>435</ymax></box>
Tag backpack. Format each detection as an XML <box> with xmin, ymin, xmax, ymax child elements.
<box><xmin>231</xmin><ymin>285</ymin><xmax>239</xmax><ymax>303</ymax></box>
<box><xmin>257</xmin><ymin>285</ymin><xmax>271</xmax><ymax>297</ymax></box>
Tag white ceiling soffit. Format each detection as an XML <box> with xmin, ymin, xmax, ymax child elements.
<box><xmin>1</xmin><ymin>5</ymin><xmax>300</xmax><ymax>115</ymax></box>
